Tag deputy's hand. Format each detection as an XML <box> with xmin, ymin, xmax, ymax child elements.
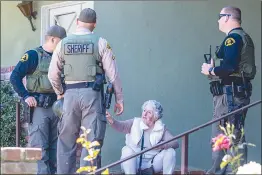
<box><xmin>57</xmin><ymin>94</ymin><xmax>64</xmax><ymax>100</ymax></box>
<box><xmin>114</xmin><ymin>102</ymin><xmax>124</xmax><ymax>116</ymax></box>
<box><xmin>201</xmin><ymin>63</ymin><xmax>213</xmax><ymax>76</ymax></box>
<box><xmin>25</xmin><ymin>96</ymin><xmax>37</xmax><ymax>107</ymax></box>
<box><xmin>106</xmin><ymin>111</ymin><xmax>114</xmax><ymax>124</ymax></box>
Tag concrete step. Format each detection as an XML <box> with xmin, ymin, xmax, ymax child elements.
<box><xmin>109</xmin><ymin>169</ymin><xmax>206</xmax><ymax>175</ymax></box>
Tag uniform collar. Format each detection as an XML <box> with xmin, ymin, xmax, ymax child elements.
<box><xmin>73</xmin><ymin>27</ymin><xmax>93</xmax><ymax>35</ymax></box>
<box><xmin>39</xmin><ymin>46</ymin><xmax>52</xmax><ymax>55</ymax></box>
<box><xmin>228</xmin><ymin>27</ymin><xmax>243</xmax><ymax>35</ymax></box>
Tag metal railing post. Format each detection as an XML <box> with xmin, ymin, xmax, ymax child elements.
<box><xmin>16</xmin><ymin>101</ymin><xmax>21</xmax><ymax>147</ymax></box>
<box><xmin>181</xmin><ymin>134</ymin><xmax>189</xmax><ymax>174</ymax></box>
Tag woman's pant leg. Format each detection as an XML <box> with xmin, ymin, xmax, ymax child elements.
<box><xmin>120</xmin><ymin>146</ymin><xmax>137</xmax><ymax>174</ymax></box>
<box><xmin>152</xmin><ymin>148</ymin><xmax>176</xmax><ymax>174</ymax></box>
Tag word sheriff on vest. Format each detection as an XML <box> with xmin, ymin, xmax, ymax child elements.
<box><xmin>64</xmin><ymin>43</ymin><xmax>94</xmax><ymax>55</ymax></box>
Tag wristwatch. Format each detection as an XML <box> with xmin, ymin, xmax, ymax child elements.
<box><xmin>208</xmin><ymin>67</ymin><xmax>214</xmax><ymax>75</ymax></box>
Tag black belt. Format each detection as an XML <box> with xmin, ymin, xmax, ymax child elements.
<box><xmin>221</xmin><ymin>77</ymin><xmax>251</xmax><ymax>86</ymax></box>
<box><xmin>223</xmin><ymin>85</ymin><xmax>246</xmax><ymax>94</ymax></box>
<box><xmin>66</xmin><ymin>82</ymin><xmax>95</xmax><ymax>90</ymax></box>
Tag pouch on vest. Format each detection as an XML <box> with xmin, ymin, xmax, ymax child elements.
<box><xmin>26</xmin><ymin>76</ymin><xmax>38</xmax><ymax>92</ymax></box>
<box><xmin>209</xmin><ymin>81</ymin><xmax>223</xmax><ymax>96</ymax></box>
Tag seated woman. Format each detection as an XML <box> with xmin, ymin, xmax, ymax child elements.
<box><xmin>106</xmin><ymin>100</ymin><xmax>179</xmax><ymax>174</ymax></box>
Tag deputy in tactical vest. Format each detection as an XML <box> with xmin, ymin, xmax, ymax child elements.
<box><xmin>48</xmin><ymin>8</ymin><xmax>124</xmax><ymax>174</ymax></box>
<box><xmin>10</xmin><ymin>25</ymin><xmax>67</xmax><ymax>174</ymax></box>
<box><xmin>201</xmin><ymin>6</ymin><xmax>256</xmax><ymax>174</ymax></box>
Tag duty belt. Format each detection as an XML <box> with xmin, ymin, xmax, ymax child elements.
<box><xmin>223</xmin><ymin>85</ymin><xmax>247</xmax><ymax>94</ymax></box>
<box><xmin>210</xmin><ymin>81</ymin><xmax>252</xmax><ymax>97</ymax></box>
<box><xmin>66</xmin><ymin>82</ymin><xmax>95</xmax><ymax>90</ymax></box>
<box><xmin>30</xmin><ymin>93</ymin><xmax>57</xmax><ymax>109</ymax></box>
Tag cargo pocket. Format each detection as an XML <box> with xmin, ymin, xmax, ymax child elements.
<box><xmin>28</xmin><ymin>124</ymin><xmax>44</xmax><ymax>148</ymax></box>
<box><xmin>95</xmin><ymin>112</ymin><xmax>107</xmax><ymax>141</ymax></box>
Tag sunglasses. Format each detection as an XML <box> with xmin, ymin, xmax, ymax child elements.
<box><xmin>218</xmin><ymin>14</ymin><xmax>231</xmax><ymax>20</ymax></box>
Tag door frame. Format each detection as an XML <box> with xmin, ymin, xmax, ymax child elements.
<box><xmin>40</xmin><ymin>1</ymin><xmax>94</xmax><ymax>44</ymax></box>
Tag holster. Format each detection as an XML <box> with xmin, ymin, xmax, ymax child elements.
<box><xmin>92</xmin><ymin>74</ymin><xmax>105</xmax><ymax>92</ymax></box>
<box><xmin>35</xmin><ymin>94</ymin><xmax>57</xmax><ymax>109</ymax></box>
<box><xmin>22</xmin><ymin>100</ymin><xmax>34</xmax><ymax>124</ymax></box>
<box><xmin>209</xmin><ymin>81</ymin><xmax>252</xmax><ymax>98</ymax></box>
<box><xmin>104</xmin><ymin>84</ymin><xmax>114</xmax><ymax>109</ymax></box>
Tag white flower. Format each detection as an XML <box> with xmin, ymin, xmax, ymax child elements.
<box><xmin>222</xmin><ymin>154</ymin><xmax>232</xmax><ymax>162</ymax></box>
<box><xmin>236</xmin><ymin>161</ymin><xmax>261</xmax><ymax>174</ymax></box>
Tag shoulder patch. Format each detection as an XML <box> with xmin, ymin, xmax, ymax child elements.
<box><xmin>20</xmin><ymin>53</ymin><xmax>29</xmax><ymax>62</ymax></box>
<box><xmin>106</xmin><ymin>42</ymin><xmax>112</xmax><ymax>50</ymax></box>
<box><xmin>225</xmin><ymin>37</ymin><xmax>235</xmax><ymax>46</ymax></box>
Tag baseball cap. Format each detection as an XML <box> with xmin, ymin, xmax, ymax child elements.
<box><xmin>46</xmin><ymin>25</ymin><xmax>67</xmax><ymax>39</ymax></box>
<box><xmin>78</xmin><ymin>8</ymin><xmax>96</xmax><ymax>23</ymax></box>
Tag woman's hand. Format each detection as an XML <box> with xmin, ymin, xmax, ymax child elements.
<box><xmin>106</xmin><ymin>111</ymin><xmax>114</xmax><ymax>125</ymax></box>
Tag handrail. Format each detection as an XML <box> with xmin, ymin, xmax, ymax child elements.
<box><xmin>92</xmin><ymin>100</ymin><xmax>261</xmax><ymax>174</ymax></box>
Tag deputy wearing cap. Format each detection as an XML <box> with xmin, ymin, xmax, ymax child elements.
<box><xmin>48</xmin><ymin>8</ymin><xmax>124</xmax><ymax>174</ymax></box>
<box><xmin>10</xmin><ymin>25</ymin><xmax>67</xmax><ymax>174</ymax></box>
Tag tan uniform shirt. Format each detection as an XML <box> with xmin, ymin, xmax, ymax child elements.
<box><xmin>48</xmin><ymin>27</ymin><xmax>123</xmax><ymax>104</ymax></box>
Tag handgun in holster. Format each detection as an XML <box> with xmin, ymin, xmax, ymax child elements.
<box><xmin>105</xmin><ymin>83</ymin><xmax>114</xmax><ymax>109</ymax></box>
<box><xmin>93</xmin><ymin>74</ymin><xmax>106</xmax><ymax>92</ymax></box>
<box><xmin>22</xmin><ymin>100</ymin><xmax>34</xmax><ymax>124</ymax></box>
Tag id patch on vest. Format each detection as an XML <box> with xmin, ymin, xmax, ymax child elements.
<box><xmin>64</xmin><ymin>43</ymin><xmax>94</xmax><ymax>55</ymax></box>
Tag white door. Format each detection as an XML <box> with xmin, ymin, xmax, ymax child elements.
<box><xmin>41</xmin><ymin>1</ymin><xmax>94</xmax><ymax>44</ymax></box>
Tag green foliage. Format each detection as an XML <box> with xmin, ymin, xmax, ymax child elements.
<box><xmin>0</xmin><ymin>81</ymin><xmax>27</xmax><ymax>147</ymax></box>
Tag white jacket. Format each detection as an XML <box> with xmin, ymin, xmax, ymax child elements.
<box><xmin>125</xmin><ymin>117</ymin><xmax>165</xmax><ymax>169</ymax></box>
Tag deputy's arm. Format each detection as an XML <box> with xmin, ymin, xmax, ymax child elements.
<box><xmin>10</xmin><ymin>50</ymin><xmax>38</xmax><ymax>99</ymax></box>
<box><xmin>98</xmin><ymin>38</ymin><xmax>124</xmax><ymax>105</ymax></box>
<box><xmin>48</xmin><ymin>41</ymin><xmax>64</xmax><ymax>95</ymax></box>
<box><xmin>212</xmin><ymin>34</ymin><xmax>243</xmax><ymax>77</ymax></box>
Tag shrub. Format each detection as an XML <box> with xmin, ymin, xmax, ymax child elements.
<box><xmin>0</xmin><ymin>80</ymin><xmax>27</xmax><ymax>147</ymax></box>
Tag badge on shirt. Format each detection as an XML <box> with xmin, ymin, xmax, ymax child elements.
<box><xmin>225</xmin><ymin>37</ymin><xmax>235</xmax><ymax>46</ymax></box>
<box><xmin>20</xmin><ymin>53</ymin><xmax>29</xmax><ymax>62</ymax></box>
